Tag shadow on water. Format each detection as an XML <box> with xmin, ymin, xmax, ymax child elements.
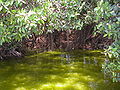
<box><xmin>0</xmin><ymin>50</ymin><xmax>120</xmax><ymax>90</ymax></box>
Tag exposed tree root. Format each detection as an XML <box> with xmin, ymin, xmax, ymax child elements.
<box><xmin>24</xmin><ymin>30</ymin><xmax>113</xmax><ymax>51</ymax></box>
<box><xmin>0</xmin><ymin>24</ymin><xmax>114</xmax><ymax>60</ymax></box>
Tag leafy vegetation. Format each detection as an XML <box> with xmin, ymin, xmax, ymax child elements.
<box><xmin>102</xmin><ymin>59</ymin><xmax>120</xmax><ymax>82</ymax></box>
<box><xmin>95</xmin><ymin>0</ymin><xmax>120</xmax><ymax>82</ymax></box>
<box><xmin>0</xmin><ymin>0</ymin><xmax>119</xmax><ymax>58</ymax></box>
<box><xmin>94</xmin><ymin>0</ymin><xmax>120</xmax><ymax>58</ymax></box>
<box><xmin>0</xmin><ymin>0</ymin><xmax>120</xmax><ymax>81</ymax></box>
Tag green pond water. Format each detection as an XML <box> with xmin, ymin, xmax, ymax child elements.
<box><xmin>0</xmin><ymin>50</ymin><xmax>120</xmax><ymax>90</ymax></box>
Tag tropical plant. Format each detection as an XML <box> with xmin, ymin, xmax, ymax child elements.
<box><xmin>93</xmin><ymin>0</ymin><xmax>120</xmax><ymax>58</ymax></box>
<box><xmin>0</xmin><ymin>0</ymin><xmax>120</xmax><ymax>59</ymax></box>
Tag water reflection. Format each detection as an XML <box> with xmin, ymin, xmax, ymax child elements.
<box><xmin>0</xmin><ymin>50</ymin><xmax>120</xmax><ymax>90</ymax></box>
<box><xmin>60</xmin><ymin>54</ymin><xmax>71</xmax><ymax>64</ymax></box>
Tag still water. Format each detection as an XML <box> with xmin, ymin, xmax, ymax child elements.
<box><xmin>0</xmin><ymin>50</ymin><xmax>120</xmax><ymax>90</ymax></box>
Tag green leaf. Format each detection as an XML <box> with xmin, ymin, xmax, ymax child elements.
<box><xmin>0</xmin><ymin>0</ymin><xmax>2</xmax><ymax>3</ymax></box>
<box><xmin>0</xmin><ymin>6</ymin><xmax>3</xmax><ymax>11</ymax></box>
<box><xmin>103</xmin><ymin>34</ymin><xmax>108</xmax><ymax>37</ymax></box>
<box><xmin>38</xmin><ymin>20</ymin><xmax>45</xmax><ymax>24</ymax></box>
<box><xmin>112</xmin><ymin>48</ymin><xmax>117</xmax><ymax>52</ymax></box>
<box><xmin>108</xmin><ymin>24</ymin><xmax>112</xmax><ymax>30</ymax></box>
